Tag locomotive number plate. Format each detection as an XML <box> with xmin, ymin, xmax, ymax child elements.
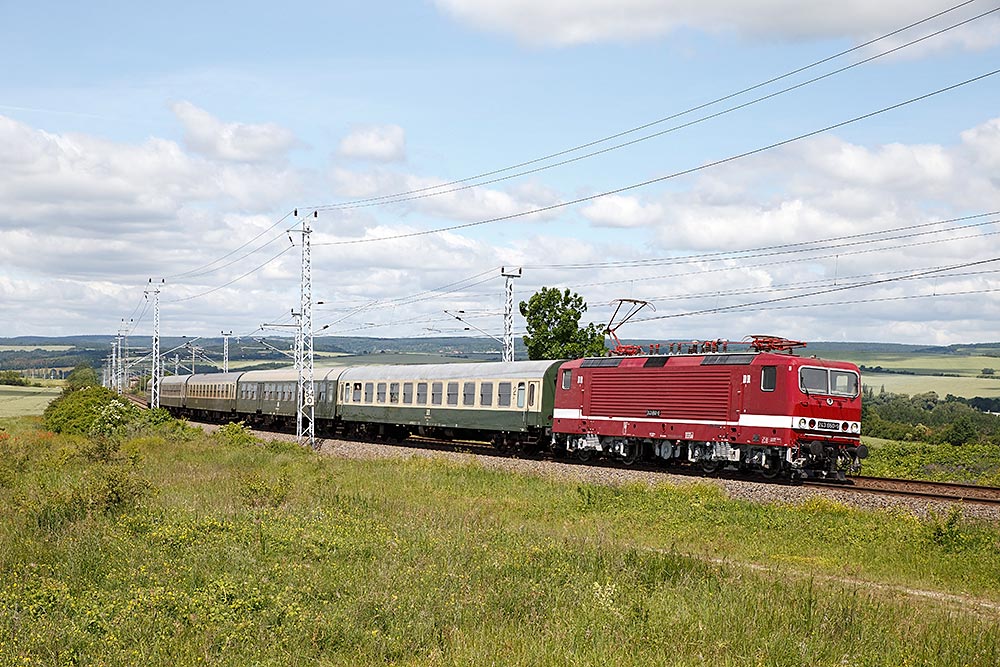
<box><xmin>646</xmin><ymin>409</ymin><xmax>660</xmax><ymax>417</ymax></box>
<box><xmin>817</xmin><ymin>420</ymin><xmax>839</xmax><ymax>430</ymax></box>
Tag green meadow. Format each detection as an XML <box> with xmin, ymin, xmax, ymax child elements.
<box><xmin>1</xmin><ymin>412</ymin><xmax>998</xmax><ymax>666</ymax></box>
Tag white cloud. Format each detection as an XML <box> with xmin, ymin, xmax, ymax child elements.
<box><xmin>337</xmin><ymin>124</ymin><xmax>406</xmax><ymax>162</ymax></box>
<box><xmin>170</xmin><ymin>101</ymin><xmax>297</xmax><ymax>163</ymax></box>
<box><xmin>582</xmin><ymin>195</ymin><xmax>664</xmax><ymax>228</ymax></box>
<box><xmin>434</xmin><ymin>0</ymin><xmax>1000</xmax><ymax>48</ymax></box>
<box><xmin>330</xmin><ymin>167</ymin><xmax>562</xmax><ymax>223</ymax></box>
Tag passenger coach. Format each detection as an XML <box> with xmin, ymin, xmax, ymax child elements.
<box><xmin>335</xmin><ymin>360</ymin><xmax>563</xmax><ymax>444</ymax></box>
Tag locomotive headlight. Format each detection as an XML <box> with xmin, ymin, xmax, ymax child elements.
<box><xmin>798</xmin><ymin>418</ymin><xmax>807</xmax><ymax>428</ymax></box>
<box><xmin>808</xmin><ymin>419</ymin><xmax>816</xmax><ymax>429</ymax></box>
<box><xmin>842</xmin><ymin>422</ymin><xmax>848</xmax><ymax>431</ymax></box>
<box><xmin>851</xmin><ymin>423</ymin><xmax>860</xmax><ymax>433</ymax></box>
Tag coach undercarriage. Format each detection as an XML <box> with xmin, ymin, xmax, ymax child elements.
<box><xmin>558</xmin><ymin>434</ymin><xmax>867</xmax><ymax>481</ymax></box>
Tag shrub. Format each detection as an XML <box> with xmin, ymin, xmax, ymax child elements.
<box><xmin>213</xmin><ymin>421</ymin><xmax>259</xmax><ymax>448</ymax></box>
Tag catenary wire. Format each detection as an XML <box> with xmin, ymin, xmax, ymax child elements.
<box><xmin>312</xmin><ymin>69</ymin><xmax>1000</xmax><ymax>247</ymax></box>
<box><xmin>312</xmin><ymin>5</ymin><xmax>999</xmax><ymax>214</ymax></box>
<box><xmin>301</xmin><ymin>0</ymin><xmax>984</xmax><ymax>211</ymax></box>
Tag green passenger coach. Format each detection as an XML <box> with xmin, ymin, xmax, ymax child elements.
<box><xmin>335</xmin><ymin>360</ymin><xmax>564</xmax><ymax>443</ymax></box>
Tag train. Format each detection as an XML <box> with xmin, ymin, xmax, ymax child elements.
<box><xmin>158</xmin><ymin>337</ymin><xmax>866</xmax><ymax>480</ymax></box>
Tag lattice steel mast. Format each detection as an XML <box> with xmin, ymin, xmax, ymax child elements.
<box><xmin>146</xmin><ymin>279</ymin><xmax>163</xmax><ymax>408</ymax></box>
<box><xmin>501</xmin><ymin>267</ymin><xmax>521</xmax><ymax>362</ymax></box>
<box><xmin>294</xmin><ymin>209</ymin><xmax>316</xmax><ymax>448</ymax></box>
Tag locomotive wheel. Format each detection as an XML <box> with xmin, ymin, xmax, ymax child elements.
<box><xmin>576</xmin><ymin>449</ymin><xmax>593</xmax><ymax>462</ymax></box>
<box><xmin>760</xmin><ymin>460</ymin><xmax>781</xmax><ymax>479</ymax></box>
<box><xmin>621</xmin><ymin>443</ymin><xmax>640</xmax><ymax>466</ymax></box>
<box><xmin>700</xmin><ymin>460</ymin><xmax>720</xmax><ymax>474</ymax></box>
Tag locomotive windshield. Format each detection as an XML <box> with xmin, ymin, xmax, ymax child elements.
<box><xmin>799</xmin><ymin>367</ymin><xmax>859</xmax><ymax>397</ymax></box>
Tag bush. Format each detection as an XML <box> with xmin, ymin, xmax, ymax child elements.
<box><xmin>43</xmin><ymin>386</ymin><xmax>140</xmax><ymax>436</ymax></box>
<box><xmin>212</xmin><ymin>421</ymin><xmax>259</xmax><ymax>448</ymax></box>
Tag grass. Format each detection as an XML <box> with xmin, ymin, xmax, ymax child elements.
<box><xmin>0</xmin><ymin>385</ymin><xmax>63</xmax><ymax>417</ymax></box>
<box><xmin>0</xmin><ymin>419</ymin><xmax>999</xmax><ymax>665</ymax></box>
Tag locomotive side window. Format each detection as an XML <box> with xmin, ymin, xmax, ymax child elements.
<box><xmin>416</xmin><ymin>382</ymin><xmax>427</xmax><ymax>404</ymax></box>
<box><xmin>516</xmin><ymin>382</ymin><xmax>526</xmax><ymax>409</ymax></box>
<box><xmin>498</xmin><ymin>382</ymin><xmax>512</xmax><ymax>407</ymax></box>
<box><xmin>462</xmin><ymin>382</ymin><xmax>476</xmax><ymax>406</ymax></box>
<box><xmin>389</xmin><ymin>382</ymin><xmax>399</xmax><ymax>403</ymax></box>
<box><xmin>761</xmin><ymin>366</ymin><xmax>776</xmax><ymax>392</ymax></box>
<box><xmin>480</xmin><ymin>382</ymin><xmax>493</xmax><ymax>407</ymax></box>
<box><xmin>377</xmin><ymin>382</ymin><xmax>387</xmax><ymax>403</ymax></box>
<box><xmin>403</xmin><ymin>382</ymin><xmax>413</xmax><ymax>404</ymax></box>
<box><xmin>561</xmin><ymin>369</ymin><xmax>572</xmax><ymax>390</ymax></box>
<box><xmin>431</xmin><ymin>382</ymin><xmax>443</xmax><ymax>405</ymax></box>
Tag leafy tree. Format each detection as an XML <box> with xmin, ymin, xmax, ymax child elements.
<box><xmin>0</xmin><ymin>370</ymin><xmax>29</xmax><ymax>386</ymax></box>
<box><xmin>518</xmin><ymin>287</ymin><xmax>606</xmax><ymax>360</ymax></box>
<box><xmin>66</xmin><ymin>363</ymin><xmax>100</xmax><ymax>391</ymax></box>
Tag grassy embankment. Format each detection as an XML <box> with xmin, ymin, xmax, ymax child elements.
<box><xmin>1</xmin><ymin>414</ymin><xmax>999</xmax><ymax>666</ymax></box>
<box><xmin>862</xmin><ymin>435</ymin><xmax>1000</xmax><ymax>485</ymax></box>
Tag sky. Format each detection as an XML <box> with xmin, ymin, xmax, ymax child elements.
<box><xmin>2</xmin><ymin>0</ymin><xmax>1000</xmax><ymax>348</ymax></box>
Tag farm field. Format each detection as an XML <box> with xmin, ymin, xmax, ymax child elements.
<box><xmin>830</xmin><ymin>352</ymin><xmax>1000</xmax><ymax>376</ymax></box>
<box><xmin>862</xmin><ymin>372</ymin><xmax>1000</xmax><ymax>398</ymax></box>
<box><xmin>0</xmin><ymin>384</ymin><xmax>62</xmax><ymax>417</ymax></box>
<box><xmin>0</xmin><ymin>345</ymin><xmax>73</xmax><ymax>352</ymax></box>
<box><xmin>0</xmin><ymin>415</ymin><xmax>998</xmax><ymax>666</ymax></box>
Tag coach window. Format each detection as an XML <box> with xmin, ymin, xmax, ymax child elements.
<box><xmin>364</xmin><ymin>382</ymin><xmax>374</xmax><ymax>403</ymax></box>
<box><xmin>377</xmin><ymin>382</ymin><xmax>387</xmax><ymax>403</ymax></box>
<box><xmin>403</xmin><ymin>382</ymin><xmax>414</xmax><ymax>404</ymax></box>
<box><xmin>761</xmin><ymin>366</ymin><xmax>777</xmax><ymax>392</ymax></box>
<box><xmin>561</xmin><ymin>369</ymin><xmax>572</xmax><ymax>390</ymax></box>
<box><xmin>462</xmin><ymin>382</ymin><xmax>476</xmax><ymax>406</ymax></box>
<box><xmin>516</xmin><ymin>382</ymin><xmax>526</xmax><ymax>409</ymax></box>
<box><xmin>353</xmin><ymin>382</ymin><xmax>362</xmax><ymax>402</ymax></box>
<box><xmin>528</xmin><ymin>382</ymin><xmax>536</xmax><ymax>408</ymax></box>
<box><xmin>417</xmin><ymin>382</ymin><xmax>427</xmax><ymax>404</ymax></box>
<box><xmin>389</xmin><ymin>382</ymin><xmax>399</xmax><ymax>403</ymax></box>
<box><xmin>480</xmin><ymin>381</ymin><xmax>493</xmax><ymax>407</ymax></box>
<box><xmin>498</xmin><ymin>382</ymin><xmax>512</xmax><ymax>408</ymax></box>
<box><xmin>432</xmin><ymin>382</ymin><xmax>443</xmax><ymax>405</ymax></box>
<box><xmin>447</xmin><ymin>382</ymin><xmax>459</xmax><ymax>406</ymax></box>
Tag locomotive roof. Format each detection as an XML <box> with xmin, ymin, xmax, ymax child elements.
<box><xmin>337</xmin><ymin>360</ymin><xmax>564</xmax><ymax>382</ymax></box>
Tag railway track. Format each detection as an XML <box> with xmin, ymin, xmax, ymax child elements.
<box><xmin>808</xmin><ymin>476</ymin><xmax>1000</xmax><ymax>506</ymax></box>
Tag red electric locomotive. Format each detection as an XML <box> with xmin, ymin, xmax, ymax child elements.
<box><xmin>551</xmin><ymin>337</ymin><xmax>865</xmax><ymax>480</ymax></box>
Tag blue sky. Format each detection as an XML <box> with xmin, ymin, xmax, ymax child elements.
<box><xmin>2</xmin><ymin>0</ymin><xmax>1000</xmax><ymax>346</ymax></box>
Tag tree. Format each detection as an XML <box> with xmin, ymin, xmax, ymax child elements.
<box><xmin>66</xmin><ymin>363</ymin><xmax>100</xmax><ymax>391</ymax></box>
<box><xmin>518</xmin><ymin>287</ymin><xmax>606</xmax><ymax>360</ymax></box>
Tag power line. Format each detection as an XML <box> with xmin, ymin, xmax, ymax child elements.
<box><xmin>302</xmin><ymin>0</ymin><xmax>984</xmax><ymax>212</ymax></box>
<box><xmin>165</xmin><ymin>245</ymin><xmax>297</xmax><ymax>304</ymax></box>
<box><xmin>311</xmin><ymin>4</ymin><xmax>999</xmax><ymax>214</ymax></box>
<box><xmin>312</xmin><ymin>69</ymin><xmax>1000</xmax><ymax>247</ymax></box>
<box><xmin>164</xmin><ymin>210</ymin><xmax>295</xmax><ymax>280</ymax></box>
<box><xmin>633</xmin><ymin>256</ymin><xmax>1000</xmax><ymax>324</ymax></box>
<box><xmin>525</xmin><ymin>211</ymin><xmax>1000</xmax><ymax>270</ymax></box>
